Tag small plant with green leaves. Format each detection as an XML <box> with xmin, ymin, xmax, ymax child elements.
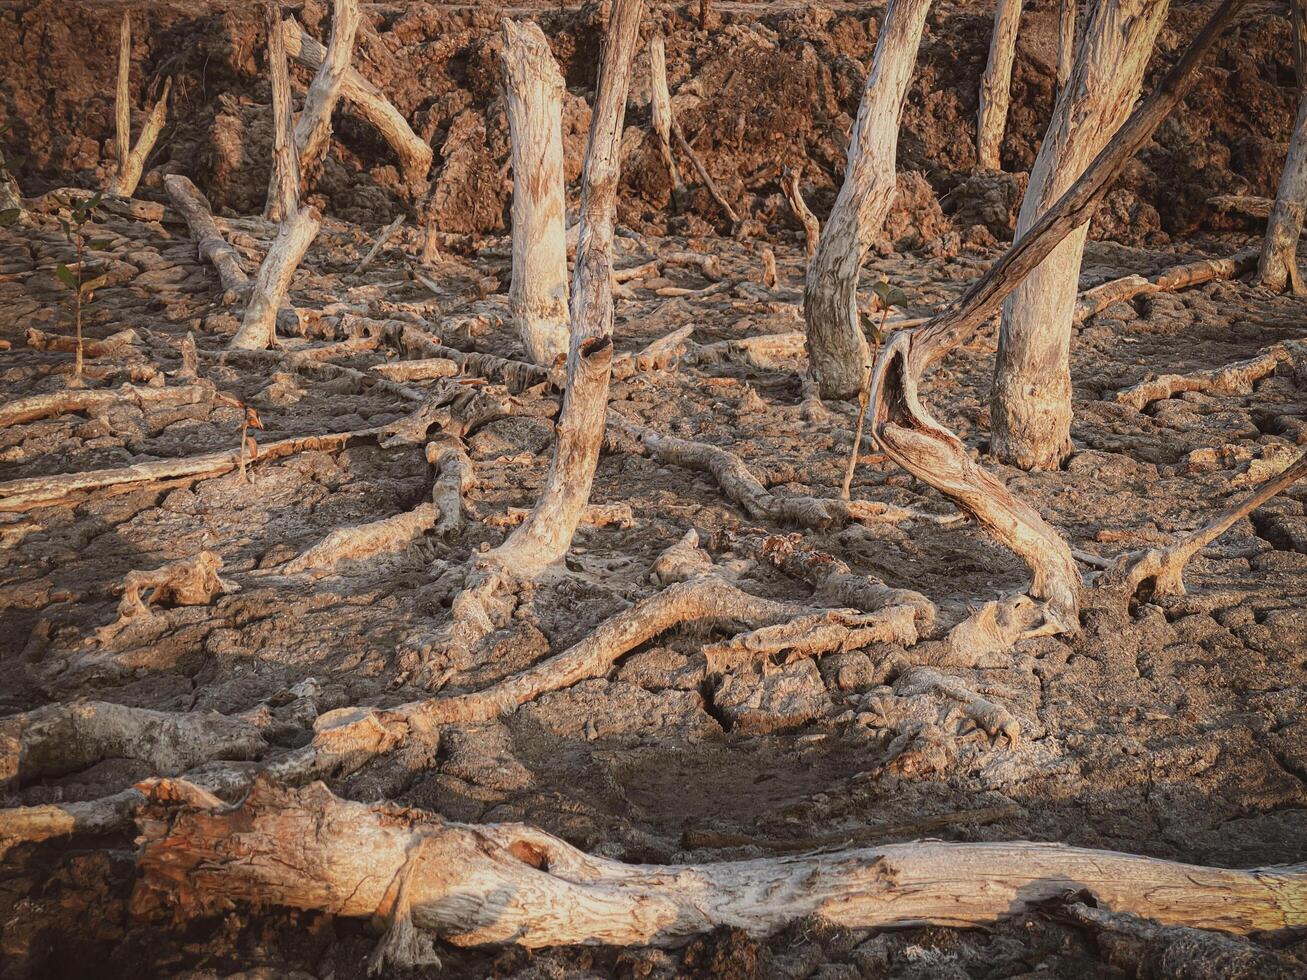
<box><xmin>53</xmin><ymin>191</ymin><xmax>111</xmax><ymax>385</ymax></box>
<box><xmin>841</xmin><ymin>279</ymin><xmax>909</xmax><ymax>500</ymax></box>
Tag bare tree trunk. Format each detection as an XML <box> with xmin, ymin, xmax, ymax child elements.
<box><xmin>281</xmin><ymin>15</ymin><xmax>433</xmax><ymax>185</ymax></box>
<box><xmin>266</xmin><ymin>0</ymin><xmax>360</xmax><ymax>209</ymax></box>
<box><xmin>1253</xmin><ymin>0</ymin><xmax>1307</xmax><ymax>294</ymax></box>
<box><xmin>501</xmin><ymin>19</ymin><xmax>570</xmax><ymax>366</ymax></box>
<box><xmin>164</xmin><ymin>174</ymin><xmax>250</xmax><ymax>296</ymax></box>
<box><xmin>648</xmin><ymin>35</ymin><xmax>684</xmax><ymax>203</ymax></box>
<box><xmin>990</xmin><ymin>0</ymin><xmax>1168</xmax><ymax>470</ymax></box>
<box><xmin>782</xmin><ymin>165</ymin><xmax>820</xmax><ymax>259</ymax></box>
<box><xmin>230</xmin><ymin>206</ymin><xmax>322</xmax><ymax>350</ymax></box>
<box><xmin>485</xmin><ymin>0</ymin><xmax>644</xmax><ymax>578</ymax></box>
<box><xmin>1056</xmin><ymin>0</ymin><xmax>1077</xmax><ymax>91</ymax></box>
<box><xmin>134</xmin><ymin>781</ymin><xmax>1307</xmax><ymax>968</ymax></box>
<box><xmin>803</xmin><ymin>0</ymin><xmax>932</xmax><ymax>400</ymax></box>
<box><xmin>114</xmin><ymin>12</ymin><xmax>131</xmax><ymax>176</ymax></box>
<box><xmin>868</xmin><ymin>0</ymin><xmax>1245</xmax><ymax>629</ymax></box>
<box><xmin>976</xmin><ymin>0</ymin><xmax>1023</xmax><ymax>170</ymax></box>
<box><xmin>264</xmin><ymin>2</ymin><xmax>301</xmax><ymax>223</ymax></box>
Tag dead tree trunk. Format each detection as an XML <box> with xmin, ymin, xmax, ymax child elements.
<box><xmin>649</xmin><ymin>34</ymin><xmax>685</xmax><ymax>204</ymax></box>
<box><xmin>281</xmin><ymin>15</ymin><xmax>432</xmax><ymax>185</ymax></box>
<box><xmin>501</xmin><ymin>19</ymin><xmax>570</xmax><ymax>366</ymax></box>
<box><xmin>1056</xmin><ymin>0</ymin><xmax>1077</xmax><ymax>91</ymax></box>
<box><xmin>265</xmin><ymin>2</ymin><xmax>302</xmax><ymax>223</ymax></box>
<box><xmin>976</xmin><ymin>0</ymin><xmax>1022</xmax><ymax>171</ymax></box>
<box><xmin>485</xmin><ymin>0</ymin><xmax>644</xmax><ymax>578</ymax></box>
<box><xmin>868</xmin><ymin>0</ymin><xmax>1246</xmax><ymax>629</ymax></box>
<box><xmin>107</xmin><ymin>11</ymin><xmax>171</xmax><ymax>199</ymax></box>
<box><xmin>803</xmin><ymin>0</ymin><xmax>932</xmax><ymax>400</ymax></box>
<box><xmin>133</xmin><ymin>781</ymin><xmax>1307</xmax><ymax>969</ymax></box>
<box><xmin>230</xmin><ymin>206</ymin><xmax>322</xmax><ymax>350</ymax></box>
<box><xmin>265</xmin><ymin>0</ymin><xmax>360</xmax><ymax>208</ymax></box>
<box><xmin>990</xmin><ymin>0</ymin><xmax>1169</xmax><ymax>470</ymax></box>
<box><xmin>1253</xmin><ymin>0</ymin><xmax>1307</xmax><ymax>294</ymax></box>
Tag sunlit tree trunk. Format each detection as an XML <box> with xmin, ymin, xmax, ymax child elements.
<box><xmin>990</xmin><ymin>0</ymin><xmax>1168</xmax><ymax>470</ymax></box>
<box><xmin>976</xmin><ymin>0</ymin><xmax>1023</xmax><ymax>170</ymax></box>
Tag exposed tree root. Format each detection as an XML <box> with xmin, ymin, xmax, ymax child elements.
<box><xmin>372</xmin><ymin>358</ymin><xmax>460</xmax><ymax>382</ymax></box>
<box><xmin>1114</xmin><ymin>343</ymin><xmax>1290</xmax><ymax>411</ymax></box>
<box><xmin>130</xmin><ymin>779</ymin><xmax>1307</xmax><ymax>965</ymax></box>
<box><xmin>427</xmin><ymin>438</ymin><xmax>475</xmax><ymax>536</ymax></box>
<box><xmin>99</xmin><ymin>551</ymin><xmax>238</xmax><ymax>639</ymax></box>
<box><xmin>891</xmin><ymin>666</ymin><xmax>1021</xmax><ymax>744</ymax></box>
<box><xmin>0</xmin><ymin>788</ymin><xmax>143</xmax><ymax>857</ymax></box>
<box><xmin>353</xmin><ymin>215</ymin><xmax>404</xmax><ymax>274</ymax></box>
<box><xmin>1103</xmin><ymin>450</ymin><xmax>1307</xmax><ymax>601</ymax></box>
<box><xmin>0</xmin><ymin>427</ymin><xmax>377</xmax><ymax>512</ymax></box>
<box><xmin>1073</xmin><ymin>249</ymin><xmax>1258</xmax><ymax>325</ymax></box>
<box><xmin>486</xmin><ymin>502</ymin><xmax>632</xmax><ymax>531</ymax></box>
<box><xmin>702</xmin><ymin>605</ymin><xmax>919</xmax><ymax>675</ymax></box>
<box><xmin>230</xmin><ymin>205</ymin><xmax>322</xmax><ymax>350</ymax></box>
<box><xmin>0</xmin><ymin>382</ymin><xmax>214</xmax><ymax>428</ymax></box>
<box><xmin>283</xmin><ymin>504</ymin><xmax>441</xmax><ymax>577</ymax></box>
<box><xmin>649</xmin><ymin>527</ymin><xmax>713</xmax><ymax>585</ymax></box>
<box><xmin>1207</xmin><ymin>194</ymin><xmax>1273</xmax><ymax>220</ymax></box>
<box><xmin>26</xmin><ymin>326</ymin><xmax>139</xmax><ymax>357</ymax></box>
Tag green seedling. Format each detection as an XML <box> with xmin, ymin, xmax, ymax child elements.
<box><xmin>53</xmin><ymin>191</ymin><xmax>111</xmax><ymax>385</ymax></box>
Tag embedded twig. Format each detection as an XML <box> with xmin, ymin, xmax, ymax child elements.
<box><xmin>283</xmin><ymin>503</ymin><xmax>441</xmax><ymax>577</ymax></box>
<box><xmin>671</xmin><ymin>120</ymin><xmax>739</xmax><ymax>223</ymax></box>
<box><xmin>427</xmin><ymin>438</ymin><xmax>474</xmax><ymax>536</ymax></box>
<box><xmin>1074</xmin><ymin>250</ymin><xmax>1258</xmax><ymax>325</ymax></box>
<box><xmin>100</xmin><ymin>551</ymin><xmax>239</xmax><ymax>638</ymax></box>
<box><xmin>353</xmin><ymin>214</ymin><xmax>405</xmax><ymax>274</ymax></box>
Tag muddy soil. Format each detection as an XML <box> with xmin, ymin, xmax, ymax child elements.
<box><xmin>2</xmin><ymin>1</ymin><xmax>1307</xmax><ymax>979</ymax></box>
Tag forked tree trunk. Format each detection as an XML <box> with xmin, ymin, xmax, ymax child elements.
<box><xmin>976</xmin><ymin>0</ymin><xmax>1023</xmax><ymax>170</ymax></box>
<box><xmin>485</xmin><ymin>0</ymin><xmax>644</xmax><ymax>577</ymax></box>
<box><xmin>230</xmin><ymin>206</ymin><xmax>322</xmax><ymax>350</ymax></box>
<box><xmin>990</xmin><ymin>0</ymin><xmax>1168</xmax><ymax>470</ymax></box>
<box><xmin>107</xmin><ymin>10</ymin><xmax>171</xmax><ymax>199</ymax></box>
<box><xmin>1253</xmin><ymin>0</ymin><xmax>1307</xmax><ymax>294</ymax></box>
<box><xmin>264</xmin><ymin>2</ymin><xmax>301</xmax><ymax>223</ymax></box>
<box><xmin>1056</xmin><ymin>0</ymin><xmax>1077</xmax><ymax>90</ymax></box>
<box><xmin>648</xmin><ymin>34</ymin><xmax>684</xmax><ymax>201</ymax></box>
<box><xmin>265</xmin><ymin>0</ymin><xmax>360</xmax><ymax>210</ymax></box>
<box><xmin>804</xmin><ymin>0</ymin><xmax>932</xmax><ymax>400</ymax></box>
<box><xmin>501</xmin><ymin>19</ymin><xmax>570</xmax><ymax>366</ymax></box>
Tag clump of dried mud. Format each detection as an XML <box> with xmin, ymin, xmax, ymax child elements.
<box><xmin>1</xmin><ymin>2</ymin><xmax>1307</xmax><ymax>979</ymax></box>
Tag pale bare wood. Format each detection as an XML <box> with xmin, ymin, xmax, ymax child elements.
<box><xmin>976</xmin><ymin>0</ymin><xmax>1023</xmax><ymax>170</ymax></box>
<box><xmin>486</xmin><ymin>0</ymin><xmax>644</xmax><ymax>578</ymax></box>
<box><xmin>1073</xmin><ymin>249</ymin><xmax>1257</xmax><ymax>324</ymax></box>
<box><xmin>992</xmin><ymin>0</ymin><xmax>1169</xmax><ymax>469</ymax></box>
<box><xmin>1056</xmin><ymin>0</ymin><xmax>1076</xmax><ymax>90</ymax></box>
<box><xmin>0</xmin><ymin>382</ymin><xmax>214</xmax><ymax>428</ymax></box>
<box><xmin>230</xmin><ymin>205</ymin><xmax>322</xmax><ymax>350</ymax></box>
<box><xmin>1114</xmin><ymin>343</ymin><xmax>1289</xmax><ymax>410</ymax></box>
<box><xmin>782</xmin><ymin>166</ymin><xmax>820</xmax><ymax>258</ymax></box>
<box><xmin>804</xmin><ymin>0</ymin><xmax>932</xmax><ymax>399</ymax></box>
<box><xmin>108</xmin><ymin>79</ymin><xmax>171</xmax><ymax>198</ymax></box>
<box><xmin>114</xmin><ymin>11</ymin><xmax>131</xmax><ymax>174</ymax></box>
<box><xmin>1208</xmin><ymin>193</ymin><xmax>1274</xmax><ymax>219</ymax></box>
<box><xmin>501</xmin><ymin>19</ymin><xmax>570</xmax><ymax>366</ymax></box>
<box><xmin>427</xmin><ymin>438</ymin><xmax>474</xmax><ymax>536</ymax></box>
<box><xmin>648</xmin><ymin>35</ymin><xmax>684</xmax><ymax>199</ymax></box>
<box><xmin>1255</xmin><ymin>0</ymin><xmax>1307</xmax><ymax>294</ymax></box>
<box><xmin>353</xmin><ymin>214</ymin><xmax>403</xmax><ymax>274</ymax></box>
<box><xmin>164</xmin><ymin>174</ymin><xmax>250</xmax><ymax>295</ymax></box>
<box><xmin>264</xmin><ymin>2</ymin><xmax>301</xmax><ymax>223</ymax></box>
<box><xmin>134</xmin><ymin>780</ymin><xmax>1307</xmax><ymax>963</ymax></box>
<box><xmin>282</xmin><ymin>14</ymin><xmax>432</xmax><ymax>184</ymax></box>
<box><xmin>283</xmin><ymin>505</ymin><xmax>441</xmax><ymax>576</ymax></box>
<box><xmin>865</xmin><ymin>0</ymin><xmax>1246</xmax><ymax>627</ymax></box>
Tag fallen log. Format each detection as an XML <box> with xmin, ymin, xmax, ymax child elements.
<box><xmin>1073</xmin><ymin>249</ymin><xmax>1258</xmax><ymax>325</ymax></box>
<box><xmin>1114</xmin><ymin>343</ymin><xmax>1289</xmax><ymax>411</ymax></box>
<box><xmin>132</xmin><ymin>780</ymin><xmax>1307</xmax><ymax>969</ymax></box>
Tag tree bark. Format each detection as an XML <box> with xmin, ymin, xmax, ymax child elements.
<box><xmin>114</xmin><ymin>12</ymin><xmax>131</xmax><ymax>177</ymax></box>
<box><xmin>648</xmin><ymin>34</ymin><xmax>684</xmax><ymax>201</ymax></box>
<box><xmin>803</xmin><ymin>0</ymin><xmax>932</xmax><ymax>400</ymax></box>
<box><xmin>134</xmin><ymin>781</ymin><xmax>1307</xmax><ymax>963</ymax></box>
<box><xmin>990</xmin><ymin>0</ymin><xmax>1169</xmax><ymax>470</ymax></box>
<box><xmin>281</xmin><ymin>15</ymin><xmax>432</xmax><ymax>185</ymax></box>
<box><xmin>976</xmin><ymin>0</ymin><xmax>1023</xmax><ymax>171</ymax></box>
<box><xmin>501</xmin><ymin>19</ymin><xmax>570</xmax><ymax>366</ymax></box>
<box><xmin>1254</xmin><ymin>0</ymin><xmax>1307</xmax><ymax>294</ymax></box>
<box><xmin>486</xmin><ymin>0</ymin><xmax>644</xmax><ymax>577</ymax></box>
<box><xmin>1056</xmin><ymin>0</ymin><xmax>1077</xmax><ymax>91</ymax></box>
<box><xmin>229</xmin><ymin>205</ymin><xmax>322</xmax><ymax>350</ymax></box>
<box><xmin>264</xmin><ymin>2</ymin><xmax>302</xmax><ymax>223</ymax></box>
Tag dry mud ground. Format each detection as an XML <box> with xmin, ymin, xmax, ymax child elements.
<box><xmin>2</xmin><ymin>1</ymin><xmax>1307</xmax><ymax>979</ymax></box>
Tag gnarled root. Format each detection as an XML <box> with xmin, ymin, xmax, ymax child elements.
<box><xmin>427</xmin><ymin>439</ymin><xmax>475</xmax><ymax>536</ymax></box>
<box><xmin>283</xmin><ymin>505</ymin><xmax>441</xmax><ymax>577</ymax></box>
<box><xmin>1102</xmin><ymin>450</ymin><xmax>1307</xmax><ymax>602</ymax></box>
<box><xmin>1114</xmin><ymin>344</ymin><xmax>1290</xmax><ymax>411</ymax></box>
<box><xmin>0</xmin><ymin>381</ymin><xmax>214</xmax><ymax>428</ymax></box>
<box><xmin>99</xmin><ymin>550</ymin><xmax>238</xmax><ymax>639</ymax></box>
<box><xmin>131</xmin><ymin>780</ymin><xmax>1307</xmax><ymax>954</ymax></box>
<box><xmin>703</xmin><ymin>605</ymin><xmax>919</xmax><ymax>675</ymax></box>
<box><xmin>1073</xmin><ymin>249</ymin><xmax>1257</xmax><ymax>326</ymax></box>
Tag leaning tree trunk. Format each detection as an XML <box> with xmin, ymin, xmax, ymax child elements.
<box><xmin>485</xmin><ymin>0</ymin><xmax>644</xmax><ymax>578</ymax></box>
<box><xmin>976</xmin><ymin>0</ymin><xmax>1023</xmax><ymax>170</ymax></box>
<box><xmin>803</xmin><ymin>0</ymin><xmax>932</xmax><ymax>401</ymax></box>
<box><xmin>1253</xmin><ymin>0</ymin><xmax>1307</xmax><ymax>294</ymax></box>
<box><xmin>501</xmin><ymin>19</ymin><xmax>570</xmax><ymax>366</ymax></box>
<box><xmin>990</xmin><ymin>0</ymin><xmax>1169</xmax><ymax>470</ymax></box>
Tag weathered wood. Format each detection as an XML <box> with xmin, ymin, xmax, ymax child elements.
<box><xmin>134</xmin><ymin>781</ymin><xmax>1307</xmax><ymax>965</ymax></box>
<box><xmin>230</xmin><ymin>205</ymin><xmax>321</xmax><ymax>350</ymax></box>
<box><xmin>976</xmin><ymin>0</ymin><xmax>1022</xmax><ymax>170</ymax></box>
<box><xmin>486</xmin><ymin>0</ymin><xmax>644</xmax><ymax>577</ymax></box>
<box><xmin>114</xmin><ymin>11</ymin><xmax>131</xmax><ymax>176</ymax></box>
<box><xmin>1056</xmin><ymin>0</ymin><xmax>1076</xmax><ymax>90</ymax></box>
<box><xmin>264</xmin><ymin>2</ymin><xmax>301</xmax><ymax>223</ymax></box>
<box><xmin>648</xmin><ymin>35</ymin><xmax>684</xmax><ymax>200</ymax></box>
<box><xmin>1073</xmin><ymin>249</ymin><xmax>1257</xmax><ymax>324</ymax></box>
<box><xmin>782</xmin><ymin>165</ymin><xmax>820</xmax><ymax>259</ymax></box>
<box><xmin>501</xmin><ymin>19</ymin><xmax>570</xmax><ymax>366</ymax></box>
<box><xmin>1254</xmin><ymin>0</ymin><xmax>1307</xmax><ymax>294</ymax></box>
<box><xmin>992</xmin><ymin>0</ymin><xmax>1169</xmax><ymax>470</ymax></box>
<box><xmin>164</xmin><ymin>174</ymin><xmax>250</xmax><ymax>295</ymax></box>
<box><xmin>804</xmin><ymin>0</ymin><xmax>932</xmax><ymax>399</ymax></box>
